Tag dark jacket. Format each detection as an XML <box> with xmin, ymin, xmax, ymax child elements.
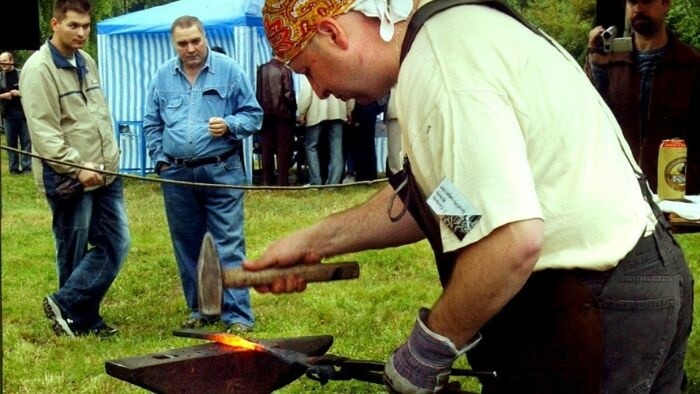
<box><xmin>256</xmin><ymin>58</ymin><xmax>296</xmax><ymax>120</ymax></box>
<box><xmin>0</xmin><ymin>67</ymin><xmax>24</xmax><ymax>119</ymax></box>
<box><xmin>585</xmin><ymin>31</ymin><xmax>700</xmax><ymax>194</ymax></box>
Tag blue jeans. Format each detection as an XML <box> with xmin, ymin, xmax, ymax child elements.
<box><xmin>305</xmin><ymin>120</ymin><xmax>344</xmax><ymax>185</ymax></box>
<box><xmin>160</xmin><ymin>154</ymin><xmax>254</xmax><ymax>327</ymax></box>
<box><xmin>46</xmin><ymin>177</ymin><xmax>130</xmax><ymax>330</ymax></box>
<box><xmin>4</xmin><ymin>115</ymin><xmax>32</xmax><ymax>172</ymax></box>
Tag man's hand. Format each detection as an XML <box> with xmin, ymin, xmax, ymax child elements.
<box><xmin>587</xmin><ymin>26</ymin><xmax>612</xmax><ymax>64</ymax></box>
<box><xmin>77</xmin><ymin>162</ymin><xmax>104</xmax><ymax>187</ymax></box>
<box><xmin>383</xmin><ymin>308</ymin><xmax>481</xmax><ymax>393</ymax></box>
<box><xmin>208</xmin><ymin>117</ymin><xmax>229</xmax><ymax>137</ymax></box>
<box><xmin>587</xmin><ymin>25</ymin><xmax>605</xmax><ymax>52</ymax></box>
<box><xmin>242</xmin><ymin>228</ymin><xmax>323</xmax><ymax>294</ymax></box>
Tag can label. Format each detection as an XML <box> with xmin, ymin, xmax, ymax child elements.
<box><xmin>657</xmin><ymin>138</ymin><xmax>687</xmax><ymax>200</ymax></box>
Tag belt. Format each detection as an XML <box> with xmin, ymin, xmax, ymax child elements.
<box><xmin>166</xmin><ymin>149</ymin><xmax>237</xmax><ymax>168</ymax></box>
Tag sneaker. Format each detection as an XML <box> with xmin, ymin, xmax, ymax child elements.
<box><xmin>78</xmin><ymin>322</ymin><xmax>118</xmax><ymax>338</ymax></box>
<box><xmin>225</xmin><ymin>322</ymin><xmax>253</xmax><ymax>334</ymax></box>
<box><xmin>43</xmin><ymin>296</ymin><xmax>76</xmax><ymax>337</ymax></box>
<box><xmin>181</xmin><ymin>317</ymin><xmax>216</xmax><ymax>329</ymax></box>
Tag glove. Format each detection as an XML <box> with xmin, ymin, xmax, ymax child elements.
<box><xmin>383</xmin><ymin>308</ymin><xmax>481</xmax><ymax>393</ymax></box>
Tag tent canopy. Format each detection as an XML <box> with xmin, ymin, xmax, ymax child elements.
<box><xmin>97</xmin><ymin>0</ymin><xmax>263</xmax><ymax>35</ymax></box>
<box><xmin>97</xmin><ymin>0</ymin><xmax>270</xmax><ymax>180</ymax></box>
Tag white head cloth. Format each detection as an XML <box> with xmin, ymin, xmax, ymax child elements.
<box><xmin>350</xmin><ymin>0</ymin><xmax>414</xmax><ymax>41</ymax></box>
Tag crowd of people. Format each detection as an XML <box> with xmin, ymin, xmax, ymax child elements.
<box><xmin>256</xmin><ymin>64</ymin><xmax>393</xmax><ymax>186</ymax></box>
<box><xmin>4</xmin><ymin>0</ymin><xmax>698</xmax><ymax>392</ymax></box>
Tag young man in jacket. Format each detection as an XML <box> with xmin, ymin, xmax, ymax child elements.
<box><xmin>21</xmin><ymin>0</ymin><xmax>130</xmax><ymax>338</ymax></box>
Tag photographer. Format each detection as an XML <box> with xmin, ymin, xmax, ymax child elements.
<box><xmin>584</xmin><ymin>0</ymin><xmax>700</xmax><ymax>194</ymax></box>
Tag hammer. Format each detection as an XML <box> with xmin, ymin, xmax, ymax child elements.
<box><xmin>197</xmin><ymin>232</ymin><xmax>360</xmax><ymax>316</ymax></box>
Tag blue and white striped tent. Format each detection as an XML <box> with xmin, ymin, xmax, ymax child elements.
<box><xmin>96</xmin><ymin>0</ymin><xmax>270</xmax><ymax>181</ymax></box>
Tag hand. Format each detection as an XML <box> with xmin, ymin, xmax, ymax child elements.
<box><xmin>208</xmin><ymin>117</ymin><xmax>229</xmax><ymax>137</ymax></box>
<box><xmin>77</xmin><ymin>162</ymin><xmax>104</xmax><ymax>187</ymax></box>
<box><xmin>383</xmin><ymin>308</ymin><xmax>481</xmax><ymax>393</ymax></box>
<box><xmin>587</xmin><ymin>25</ymin><xmax>605</xmax><ymax>52</ymax></box>
<box><xmin>242</xmin><ymin>228</ymin><xmax>323</xmax><ymax>294</ymax></box>
<box><xmin>156</xmin><ymin>162</ymin><xmax>170</xmax><ymax>174</ymax></box>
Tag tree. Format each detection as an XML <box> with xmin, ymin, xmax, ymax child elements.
<box><xmin>667</xmin><ymin>0</ymin><xmax>700</xmax><ymax>48</ymax></box>
<box><xmin>14</xmin><ymin>0</ymin><xmax>700</xmax><ymax>69</ymax></box>
<box><xmin>29</xmin><ymin>0</ymin><xmax>173</xmax><ymax>61</ymax></box>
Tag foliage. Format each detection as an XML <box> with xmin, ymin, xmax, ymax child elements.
<box><xmin>667</xmin><ymin>0</ymin><xmax>700</xmax><ymax>48</ymax></box>
<box><xmin>10</xmin><ymin>0</ymin><xmax>699</xmax><ymax>67</ymax></box>
<box><xmin>507</xmin><ymin>0</ymin><xmax>700</xmax><ymax>61</ymax></box>
<box><xmin>512</xmin><ymin>0</ymin><xmax>597</xmax><ymax>62</ymax></box>
<box><xmin>16</xmin><ymin>0</ymin><xmax>174</xmax><ymax>64</ymax></box>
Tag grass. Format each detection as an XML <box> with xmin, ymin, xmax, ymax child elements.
<box><xmin>1</xmin><ymin>145</ymin><xmax>699</xmax><ymax>393</ymax></box>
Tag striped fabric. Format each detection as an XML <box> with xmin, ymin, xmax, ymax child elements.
<box><xmin>97</xmin><ymin>0</ymin><xmax>270</xmax><ymax>182</ymax></box>
<box><xmin>97</xmin><ymin>0</ymin><xmax>389</xmax><ymax>180</ymax></box>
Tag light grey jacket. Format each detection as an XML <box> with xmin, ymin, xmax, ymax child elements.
<box><xmin>20</xmin><ymin>41</ymin><xmax>119</xmax><ymax>191</ymax></box>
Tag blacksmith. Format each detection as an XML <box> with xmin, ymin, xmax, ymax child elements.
<box><xmin>246</xmin><ymin>0</ymin><xmax>694</xmax><ymax>392</ymax></box>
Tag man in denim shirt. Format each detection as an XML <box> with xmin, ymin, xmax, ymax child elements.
<box><xmin>144</xmin><ymin>15</ymin><xmax>263</xmax><ymax>333</ymax></box>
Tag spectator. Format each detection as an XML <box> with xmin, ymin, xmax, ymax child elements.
<box><xmin>297</xmin><ymin>74</ymin><xmax>353</xmax><ymax>185</ymax></box>
<box><xmin>20</xmin><ymin>0</ymin><xmax>130</xmax><ymax>337</ymax></box>
<box><xmin>256</xmin><ymin>55</ymin><xmax>297</xmax><ymax>186</ymax></box>
<box><xmin>0</xmin><ymin>51</ymin><xmax>32</xmax><ymax>174</ymax></box>
<box><xmin>143</xmin><ymin>15</ymin><xmax>262</xmax><ymax>334</ymax></box>
<box><xmin>346</xmin><ymin>94</ymin><xmax>387</xmax><ymax>181</ymax></box>
<box><xmin>584</xmin><ymin>0</ymin><xmax>700</xmax><ymax>193</ymax></box>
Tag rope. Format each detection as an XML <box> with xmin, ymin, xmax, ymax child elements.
<box><xmin>0</xmin><ymin>144</ymin><xmax>388</xmax><ymax>191</ymax></box>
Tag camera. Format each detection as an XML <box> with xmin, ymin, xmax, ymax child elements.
<box><xmin>596</xmin><ymin>25</ymin><xmax>632</xmax><ymax>53</ymax></box>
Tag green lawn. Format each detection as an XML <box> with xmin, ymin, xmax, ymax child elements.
<box><xmin>2</xmin><ymin>148</ymin><xmax>699</xmax><ymax>393</ymax></box>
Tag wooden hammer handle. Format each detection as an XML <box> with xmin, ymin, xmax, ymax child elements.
<box><xmin>222</xmin><ymin>262</ymin><xmax>360</xmax><ymax>288</ymax></box>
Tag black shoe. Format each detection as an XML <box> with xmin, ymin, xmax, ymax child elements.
<box><xmin>225</xmin><ymin>322</ymin><xmax>253</xmax><ymax>334</ymax></box>
<box><xmin>43</xmin><ymin>296</ymin><xmax>77</xmax><ymax>337</ymax></box>
<box><xmin>181</xmin><ymin>317</ymin><xmax>216</xmax><ymax>329</ymax></box>
<box><xmin>21</xmin><ymin>168</ymin><xmax>32</xmax><ymax>173</ymax></box>
<box><xmin>76</xmin><ymin>322</ymin><xmax>118</xmax><ymax>338</ymax></box>
<box><xmin>9</xmin><ymin>169</ymin><xmax>21</xmax><ymax>174</ymax></box>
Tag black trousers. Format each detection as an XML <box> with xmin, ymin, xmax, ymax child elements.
<box><xmin>468</xmin><ymin>224</ymin><xmax>693</xmax><ymax>394</ymax></box>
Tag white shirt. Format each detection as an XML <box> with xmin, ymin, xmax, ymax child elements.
<box><xmin>396</xmin><ymin>3</ymin><xmax>656</xmax><ymax>270</ymax></box>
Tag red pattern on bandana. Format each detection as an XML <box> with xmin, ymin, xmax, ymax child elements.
<box><xmin>263</xmin><ymin>0</ymin><xmax>354</xmax><ymax>63</ymax></box>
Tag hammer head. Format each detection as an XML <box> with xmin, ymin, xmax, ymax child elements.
<box><xmin>197</xmin><ymin>232</ymin><xmax>223</xmax><ymax>317</ymax></box>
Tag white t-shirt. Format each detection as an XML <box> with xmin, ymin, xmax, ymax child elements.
<box><xmin>396</xmin><ymin>3</ymin><xmax>656</xmax><ymax>271</ymax></box>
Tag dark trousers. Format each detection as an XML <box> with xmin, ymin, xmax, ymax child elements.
<box><xmin>345</xmin><ymin>120</ymin><xmax>377</xmax><ymax>181</ymax></box>
<box><xmin>468</xmin><ymin>224</ymin><xmax>693</xmax><ymax>393</ymax></box>
<box><xmin>4</xmin><ymin>115</ymin><xmax>32</xmax><ymax>172</ymax></box>
<box><xmin>261</xmin><ymin>115</ymin><xmax>295</xmax><ymax>186</ymax></box>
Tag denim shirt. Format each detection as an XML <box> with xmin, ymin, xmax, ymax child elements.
<box><xmin>143</xmin><ymin>50</ymin><xmax>262</xmax><ymax>164</ymax></box>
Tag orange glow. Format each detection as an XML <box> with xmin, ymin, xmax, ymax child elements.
<box><xmin>210</xmin><ymin>334</ymin><xmax>264</xmax><ymax>351</ymax></box>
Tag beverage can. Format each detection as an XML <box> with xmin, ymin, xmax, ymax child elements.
<box><xmin>657</xmin><ymin>138</ymin><xmax>687</xmax><ymax>200</ymax></box>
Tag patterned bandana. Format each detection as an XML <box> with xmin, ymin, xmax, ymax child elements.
<box><xmin>263</xmin><ymin>0</ymin><xmax>355</xmax><ymax>63</ymax></box>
